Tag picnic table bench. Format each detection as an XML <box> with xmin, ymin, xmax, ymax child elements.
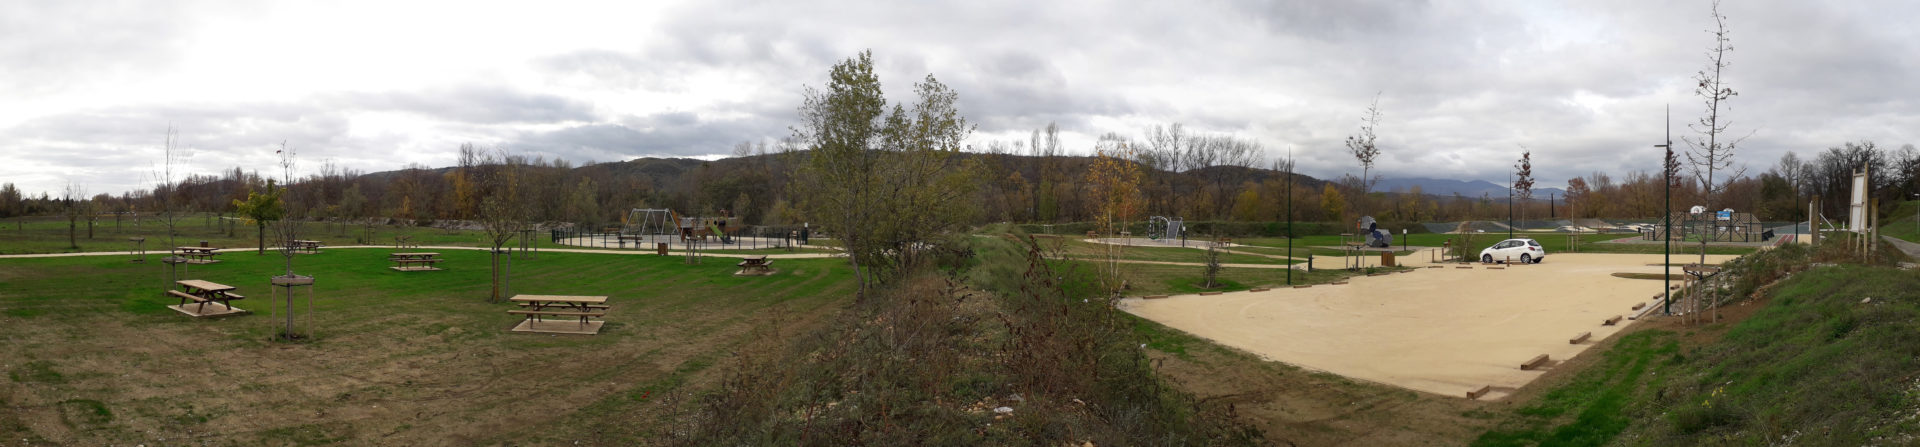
<box><xmin>735</xmin><ymin>255</ymin><xmax>774</xmax><ymax>275</ymax></box>
<box><xmin>292</xmin><ymin>240</ymin><xmax>324</xmax><ymax>254</ymax></box>
<box><xmin>389</xmin><ymin>252</ymin><xmax>443</xmax><ymax>271</ymax></box>
<box><xmin>169</xmin><ymin>279</ymin><xmax>247</xmax><ymax>317</ymax></box>
<box><xmin>508</xmin><ymin>295</ymin><xmax>610</xmax><ymax>334</ymax></box>
<box><xmin>172</xmin><ymin>246</ymin><xmax>222</xmax><ymax>264</ymax></box>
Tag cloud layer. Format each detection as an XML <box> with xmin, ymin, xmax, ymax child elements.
<box><xmin>3</xmin><ymin>0</ymin><xmax>1917</xmax><ymax>196</ymax></box>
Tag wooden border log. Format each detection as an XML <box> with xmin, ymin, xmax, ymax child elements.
<box><xmin>1603</xmin><ymin>315</ymin><xmax>1623</xmax><ymax>326</ymax></box>
<box><xmin>1569</xmin><ymin>332</ymin><xmax>1592</xmax><ymax>344</ymax></box>
<box><xmin>1466</xmin><ymin>385</ymin><xmax>1493</xmax><ymax>399</ymax></box>
<box><xmin>1521</xmin><ymin>354</ymin><xmax>1550</xmax><ymax>370</ymax></box>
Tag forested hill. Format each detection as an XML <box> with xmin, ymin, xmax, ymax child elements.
<box><xmin>322</xmin><ymin>150</ymin><xmax>1340</xmax><ymax>227</ymax></box>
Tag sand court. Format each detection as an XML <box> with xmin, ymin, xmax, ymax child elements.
<box><xmin>1121</xmin><ymin>253</ymin><xmax>1737</xmax><ymax>399</ymax></box>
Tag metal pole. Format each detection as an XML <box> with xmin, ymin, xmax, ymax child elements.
<box><xmin>1658</xmin><ymin>105</ymin><xmax>1673</xmax><ymax>315</ymax></box>
<box><xmin>1286</xmin><ymin>148</ymin><xmax>1293</xmax><ymax>285</ymax></box>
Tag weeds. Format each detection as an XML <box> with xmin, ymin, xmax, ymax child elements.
<box><xmin>674</xmin><ymin>228</ymin><xmax>1259</xmax><ymax>445</ymax></box>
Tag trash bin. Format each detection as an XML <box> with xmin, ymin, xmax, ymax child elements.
<box><xmin>199</xmin><ymin>240</ymin><xmax>209</xmax><ymax>248</ymax></box>
<box><xmin>1381</xmin><ymin>251</ymin><xmax>1396</xmax><ymax>267</ymax></box>
<box><xmin>656</xmin><ymin>242</ymin><xmax>668</xmax><ymax>256</ymax></box>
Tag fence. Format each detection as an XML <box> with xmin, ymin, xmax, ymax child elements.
<box><xmin>548</xmin><ymin>225</ymin><xmax>802</xmax><ymax>251</ymax></box>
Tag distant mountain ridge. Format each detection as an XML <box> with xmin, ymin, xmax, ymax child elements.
<box><xmin>1373</xmin><ymin>177</ymin><xmax>1566</xmax><ymax>200</ymax></box>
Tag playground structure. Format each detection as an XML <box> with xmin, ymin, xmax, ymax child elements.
<box><xmin>1144</xmin><ymin>216</ymin><xmax>1184</xmax><ymax>245</ymax></box>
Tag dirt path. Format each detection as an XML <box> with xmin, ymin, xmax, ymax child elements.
<box><xmin>1880</xmin><ymin>235</ymin><xmax>1920</xmax><ymax>260</ymax></box>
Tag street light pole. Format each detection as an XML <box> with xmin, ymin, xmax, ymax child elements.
<box><xmin>1656</xmin><ymin>105</ymin><xmax>1673</xmax><ymax>315</ymax></box>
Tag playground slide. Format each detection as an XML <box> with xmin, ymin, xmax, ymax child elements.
<box><xmin>708</xmin><ymin>222</ymin><xmax>732</xmax><ymax>244</ymax></box>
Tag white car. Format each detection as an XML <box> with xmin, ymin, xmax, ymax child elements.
<box><xmin>1480</xmin><ymin>238</ymin><xmax>1546</xmax><ymax>264</ymax></box>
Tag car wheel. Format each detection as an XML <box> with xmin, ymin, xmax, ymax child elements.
<box><xmin>1481</xmin><ymin>254</ymin><xmax>1493</xmax><ymax>264</ymax></box>
<box><xmin>1521</xmin><ymin>254</ymin><xmax>1532</xmax><ymax>264</ymax></box>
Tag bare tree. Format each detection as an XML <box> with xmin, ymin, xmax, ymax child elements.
<box><xmin>152</xmin><ymin>126</ymin><xmax>189</xmax><ymax>251</ymax></box>
<box><xmin>1345</xmin><ymin>93</ymin><xmax>1384</xmax><ymax>196</ymax></box>
<box><xmin>477</xmin><ymin>149</ymin><xmax>529</xmax><ymax>303</ymax></box>
<box><xmin>1683</xmin><ymin>0</ymin><xmax>1750</xmax><ymax>261</ymax></box>
<box><xmin>61</xmin><ymin>182</ymin><xmax>86</xmax><ymax>249</ymax></box>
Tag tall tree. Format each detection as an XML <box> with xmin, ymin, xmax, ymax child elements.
<box><xmin>793</xmin><ymin>51</ymin><xmax>978</xmax><ymax>298</ymax></box>
<box><xmin>1684</xmin><ymin>0</ymin><xmax>1748</xmax><ymax>260</ymax></box>
<box><xmin>477</xmin><ymin>149</ymin><xmax>529</xmax><ymax>303</ymax></box>
<box><xmin>1086</xmin><ymin>144</ymin><xmax>1144</xmax><ymax>295</ymax></box>
<box><xmin>793</xmin><ymin>51</ymin><xmax>889</xmax><ymax>297</ymax></box>
<box><xmin>1513</xmin><ymin>147</ymin><xmax>1534</xmax><ymax>227</ymax></box>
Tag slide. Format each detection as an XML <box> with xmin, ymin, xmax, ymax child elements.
<box><xmin>707</xmin><ymin>222</ymin><xmax>732</xmax><ymax>244</ymax></box>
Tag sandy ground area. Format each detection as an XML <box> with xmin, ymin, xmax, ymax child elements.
<box><xmin>1121</xmin><ymin>252</ymin><xmax>1738</xmax><ymax>400</ymax></box>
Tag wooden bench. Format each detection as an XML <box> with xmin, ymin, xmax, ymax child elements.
<box><xmin>507</xmin><ymin>309</ymin><xmax>608</xmax><ymax>327</ymax></box>
<box><xmin>1569</xmin><ymin>332</ymin><xmax>1592</xmax><ymax>344</ymax></box>
<box><xmin>1466</xmin><ymin>385</ymin><xmax>1493</xmax><ymax>400</ymax></box>
<box><xmin>516</xmin><ymin>302</ymin><xmax>610</xmax><ymax>310</ymax></box>
<box><xmin>508</xmin><ymin>310</ymin><xmax>607</xmax><ymax>318</ymax></box>
<box><xmin>167</xmin><ymin>289</ymin><xmax>205</xmax><ymax>304</ymax></box>
<box><xmin>1520</xmin><ymin>354</ymin><xmax>1550</xmax><ymax>370</ymax></box>
<box><xmin>1603</xmin><ymin>315</ymin><xmax>1623</xmax><ymax>326</ymax></box>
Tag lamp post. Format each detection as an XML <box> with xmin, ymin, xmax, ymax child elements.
<box><xmin>1656</xmin><ymin>105</ymin><xmax>1673</xmax><ymax>315</ymax></box>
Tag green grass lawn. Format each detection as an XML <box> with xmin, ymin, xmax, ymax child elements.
<box><xmin>0</xmin><ymin>246</ymin><xmax>855</xmax><ymax>444</ymax></box>
<box><xmin>1470</xmin><ymin>264</ymin><xmax>1920</xmax><ymax>446</ymax></box>
<box><xmin>1877</xmin><ymin>200</ymin><xmax>1920</xmax><ymax>243</ymax></box>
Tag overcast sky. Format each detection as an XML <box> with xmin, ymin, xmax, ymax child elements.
<box><xmin>4</xmin><ymin>0</ymin><xmax>1917</xmax><ymax>196</ymax></box>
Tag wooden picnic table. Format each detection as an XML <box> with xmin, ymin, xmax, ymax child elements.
<box><xmin>172</xmin><ymin>247</ymin><xmax>223</xmax><ymax>264</ymax></box>
<box><xmin>508</xmin><ymin>295</ymin><xmax>610</xmax><ymax>334</ymax></box>
<box><xmin>388</xmin><ymin>252</ymin><xmax>443</xmax><ymax>271</ymax></box>
<box><xmin>169</xmin><ymin>279</ymin><xmax>246</xmax><ymax>317</ymax></box>
<box><xmin>292</xmin><ymin>240</ymin><xmax>324</xmax><ymax>254</ymax></box>
<box><xmin>735</xmin><ymin>255</ymin><xmax>774</xmax><ymax>275</ymax></box>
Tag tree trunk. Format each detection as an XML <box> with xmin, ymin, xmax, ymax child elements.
<box><xmin>489</xmin><ymin>249</ymin><xmax>501</xmax><ymax>303</ymax></box>
<box><xmin>68</xmin><ymin>217</ymin><xmax>76</xmax><ymax>249</ymax></box>
<box><xmin>258</xmin><ymin>223</ymin><xmax>267</xmax><ymax>254</ymax></box>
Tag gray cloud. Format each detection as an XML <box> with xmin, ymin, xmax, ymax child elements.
<box><xmin>5</xmin><ymin>0</ymin><xmax>1920</xmax><ymax>198</ymax></box>
<box><xmin>328</xmin><ymin>87</ymin><xmax>598</xmax><ymax>124</ymax></box>
<box><xmin>506</xmin><ymin>109</ymin><xmax>789</xmax><ymax>163</ymax></box>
